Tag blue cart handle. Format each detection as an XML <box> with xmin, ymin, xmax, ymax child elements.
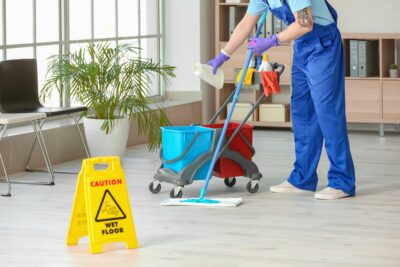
<box><xmin>160</xmin><ymin>132</ymin><xmax>201</xmax><ymax>165</ymax></box>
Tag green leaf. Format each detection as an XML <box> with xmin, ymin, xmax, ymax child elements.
<box><xmin>41</xmin><ymin>42</ymin><xmax>176</xmax><ymax>151</ymax></box>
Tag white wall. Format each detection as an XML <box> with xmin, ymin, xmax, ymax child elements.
<box><xmin>164</xmin><ymin>0</ymin><xmax>201</xmax><ymax>92</ymax></box>
<box><xmin>164</xmin><ymin>0</ymin><xmax>215</xmax><ymax>93</ymax></box>
<box><xmin>330</xmin><ymin>0</ymin><xmax>400</xmax><ymax>64</ymax></box>
<box><xmin>330</xmin><ymin>0</ymin><xmax>400</xmax><ymax>33</ymax></box>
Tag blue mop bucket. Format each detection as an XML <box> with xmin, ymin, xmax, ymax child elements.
<box><xmin>161</xmin><ymin>126</ymin><xmax>214</xmax><ymax>180</ymax></box>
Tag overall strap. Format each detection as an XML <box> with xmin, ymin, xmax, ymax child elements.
<box><xmin>324</xmin><ymin>0</ymin><xmax>338</xmax><ymax>23</ymax></box>
<box><xmin>280</xmin><ymin>0</ymin><xmax>296</xmax><ymax>25</ymax></box>
<box><xmin>262</xmin><ymin>0</ymin><xmax>271</xmax><ymax>11</ymax></box>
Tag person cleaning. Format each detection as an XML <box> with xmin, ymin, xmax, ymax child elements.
<box><xmin>208</xmin><ymin>0</ymin><xmax>356</xmax><ymax>200</ymax></box>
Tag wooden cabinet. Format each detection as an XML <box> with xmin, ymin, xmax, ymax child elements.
<box><xmin>342</xmin><ymin>33</ymin><xmax>400</xmax><ymax>128</ymax></box>
<box><xmin>383</xmin><ymin>80</ymin><xmax>400</xmax><ymax>120</ymax></box>
<box><xmin>214</xmin><ymin>3</ymin><xmax>400</xmax><ymax>129</ymax></box>
<box><xmin>215</xmin><ymin>0</ymin><xmax>293</xmax><ymax>128</ymax></box>
<box><xmin>345</xmin><ymin>79</ymin><xmax>381</xmax><ymax>121</ymax></box>
<box><xmin>266</xmin><ymin>45</ymin><xmax>292</xmax><ymax>85</ymax></box>
<box><xmin>219</xmin><ymin>43</ymin><xmax>248</xmax><ymax>82</ymax></box>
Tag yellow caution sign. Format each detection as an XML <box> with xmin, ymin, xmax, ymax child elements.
<box><xmin>67</xmin><ymin>157</ymin><xmax>138</xmax><ymax>254</ymax></box>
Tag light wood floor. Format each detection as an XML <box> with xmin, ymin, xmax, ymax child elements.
<box><xmin>1</xmin><ymin>130</ymin><xmax>400</xmax><ymax>267</ymax></box>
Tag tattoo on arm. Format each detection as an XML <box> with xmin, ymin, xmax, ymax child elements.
<box><xmin>297</xmin><ymin>7</ymin><xmax>313</xmax><ymax>27</ymax></box>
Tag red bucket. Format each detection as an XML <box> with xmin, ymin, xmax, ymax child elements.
<box><xmin>203</xmin><ymin>123</ymin><xmax>253</xmax><ymax>178</ymax></box>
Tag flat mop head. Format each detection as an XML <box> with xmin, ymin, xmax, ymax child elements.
<box><xmin>160</xmin><ymin>198</ymin><xmax>242</xmax><ymax>207</ymax></box>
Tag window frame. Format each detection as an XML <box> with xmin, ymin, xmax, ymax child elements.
<box><xmin>0</xmin><ymin>0</ymin><xmax>165</xmax><ymax>107</ymax></box>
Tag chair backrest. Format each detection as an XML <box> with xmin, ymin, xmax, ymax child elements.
<box><xmin>0</xmin><ymin>59</ymin><xmax>42</xmax><ymax>113</ymax></box>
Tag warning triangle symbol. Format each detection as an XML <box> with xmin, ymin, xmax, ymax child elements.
<box><xmin>95</xmin><ymin>189</ymin><xmax>127</xmax><ymax>222</ymax></box>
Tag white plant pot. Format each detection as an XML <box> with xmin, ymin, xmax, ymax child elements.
<box><xmin>83</xmin><ymin>116</ymin><xmax>130</xmax><ymax>159</ymax></box>
<box><xmin>390</xmin><ymin>69</ymin><xmax>399</xmax><ymax>78</ymax></box>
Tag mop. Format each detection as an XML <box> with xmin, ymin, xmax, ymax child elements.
<box><xmin>160</xmin><ymin>13</ymin><xmax>267</xmax><ymax>207</ymax></box>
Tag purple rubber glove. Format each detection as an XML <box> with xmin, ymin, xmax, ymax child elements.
<box><xmin>207</xmin><ymin>51</ymin><xmax>230</xmax><ymax>75</ymax></box>
<box><xmin>248</xmin><ymin>34</ymin><xmax>279</xmax><ymax>55</ymax></box>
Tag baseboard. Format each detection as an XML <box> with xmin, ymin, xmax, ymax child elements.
<box><xmin>0</xmin><ymin>101</ymin><xmax>203</xmax><ymax>178</ymax></box>
<box><xmin>348</xmin><ymin>123</ymin><xmax>399</xmax><ymax>133</ymax></box>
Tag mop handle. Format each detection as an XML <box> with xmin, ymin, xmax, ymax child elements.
<box><xmin>199</xmin><ymin>13</ymin><xmax>268</xmax><ymax>200</ymax></box>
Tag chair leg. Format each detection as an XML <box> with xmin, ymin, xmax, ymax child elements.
<box><xmin>33</xmin><ymin>120</ymin><xmax>55</xmax><ymax>184</ymax></box>
<box><xmin>25</xmin><ymin>115</ymin><xmax>88</xmax><ymax>175</ymax></box>
<box><xmin>0</xmin><ymin>152</ymin><xmax>11</xmax><ymax>197</ymax></box>
<box><xmin>25</xmin><ymin>119</ymin><xmax>44</xmax><ymax>172</ymax></box>
<box><xmin>0</xmin><ymin>125</ymin><xmax>11</xmax><ymax>197</ymax></box>
<box><xmin>12</xmin><ymin>120</ymin><xmax>55</xmax><ymax>185</ymax></box>
<box><xmin>74</xmin><ymin>115</ymin><xmax>90</xmax><ymax>158</ymax></box>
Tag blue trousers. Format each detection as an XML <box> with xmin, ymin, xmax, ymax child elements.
<box><xmin>287</xmin><ymin>24</ymin><xmax>356</xmax><ymax>196</ymax></box>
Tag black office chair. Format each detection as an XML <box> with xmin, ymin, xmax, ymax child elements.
<box><xmin>0</xmin><ymin>59</ymin><xmax>90</xmax><ymax>184</ymax></box>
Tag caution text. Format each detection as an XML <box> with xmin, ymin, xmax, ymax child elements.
<box><xmin>91</xmin><ymin>179</ymin><xmax>122</xmax><ymax>187</ymax></box>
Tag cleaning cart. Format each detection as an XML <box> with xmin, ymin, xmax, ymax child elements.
<box><xmin>149</xmin><ymin>63</ymin><xmax>285</xmax><ymax>198</ymax></box>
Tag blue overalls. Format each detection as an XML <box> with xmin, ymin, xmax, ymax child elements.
<box><xmin>265</xmin><ymin>0</ymin><xmax>356</xmax><ymax>195</ymax></box>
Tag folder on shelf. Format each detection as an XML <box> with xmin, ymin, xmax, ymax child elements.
<box><xmin>358</xmin><ymin>40</ymin><xmax>379</xmax><ymax>78</ymax></box>
<box><xmin>272</xmin><ymin>15</ymin><xmax>283</xmax><ymax>34</ymax></box>
<box><xmin>350</xmin><ymin>40</ymin><xmax>359</xmax><ymax>77</ymax></box>
<box><xmin>256</xmin><ymin>21</ymin><xmax>267</xmax><ymax>38</ymax></box>
<box><xmin>229</xmin><ymin>7</ymin><xmax>246</xmax><ymax>38</ymax></box>
<box><xmin>261</xmin><ymin>22</ymin><xmax>268</xmax><ymax>38</ymax></box>
<box><xmin>271</xmin><ymin>15</ymin><xmax>288</xmax><ymax>34</ymax></box>
<box><xmin>264</xmin><ymin>13</ymin><xmax>273</xmax><ymax>37</ymax></box>
<box><xmin>281</xmin><ymin>21</ymin><xmax>288</xmax><ymax>31</ymax></box>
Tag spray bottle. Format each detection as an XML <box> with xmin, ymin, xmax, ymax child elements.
<box><xmin>258</xmin><ymin>54</ymin><xmax>273</xmax><ymax>72</ymax></box>
<box><xmin>193</xmin><ymin>63</ymin><xmax>224</xmax><ymax>89</ymax></box>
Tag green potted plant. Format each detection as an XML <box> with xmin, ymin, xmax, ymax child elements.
<box><xmin>42</xmin><ymin>42</ymin><xmax>176</xmax><ymax>158</ymax></box>
<box><xmin>390</xmin><ymin>64</ymin><xmax>399</xmax><ymax>78</ymax></box>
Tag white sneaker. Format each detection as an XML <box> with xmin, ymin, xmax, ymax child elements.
<box><xmin>314</xmin><ymin>187</ymin><xmax>350</xmax><ymax>200</ymax></box>
<box><xmin>270</xmin><ymin>181</ymin><xmax>307</xmax><ymax>193</ymax></box>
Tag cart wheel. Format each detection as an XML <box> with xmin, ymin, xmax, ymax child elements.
<box><xmin>149</xmin><ymin>181</ymin><xmax>161</xmax><ymax>194</ymax></box>
<box><xmin>170</xmin><ymin>188</ymin><xmax>183</xmax><ymax>199</ymax></box>
<box><xmin>224</xmin><ymin>177</ymin><xmax>236</xmax><ymax>188</ymax></box>
<box><xmin>246</xmin><ymin>180</ymin><xmax>259</xmax><ymax>194</ymax></box>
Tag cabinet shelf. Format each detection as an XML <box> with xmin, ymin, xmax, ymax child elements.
<box><xmin>343</xmin><ymin>33</ymin><xmax>400</xmax><ymax>124</ymax></box>
<box><xmin>224</xmin><ymin>80</ymin><xmax>292</xmax><ymax>87</ymax></box>
<box><xmin>382</xmin><ymin>77</ymin><xmax>400</xmax><ymax>81</ymax></box>
<box><xmin>251</xmin><ymin>121</ymin><xmax>292</xmax><ymax>128</ymax></box>
<box><xmin>218</xmin><ymin>119</ymin><xmax>292</xmax><ymax>128</ymax></box>
<box><xmin>345</xmin><ymin>77</ymin><xmax>380</xmax><ymax>80</ymax></box>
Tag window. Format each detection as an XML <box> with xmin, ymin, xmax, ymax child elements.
<box><xmin>0</xmin><ymin>0</ymin><xmax>163</xmax><ymax>108</ymax></box>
